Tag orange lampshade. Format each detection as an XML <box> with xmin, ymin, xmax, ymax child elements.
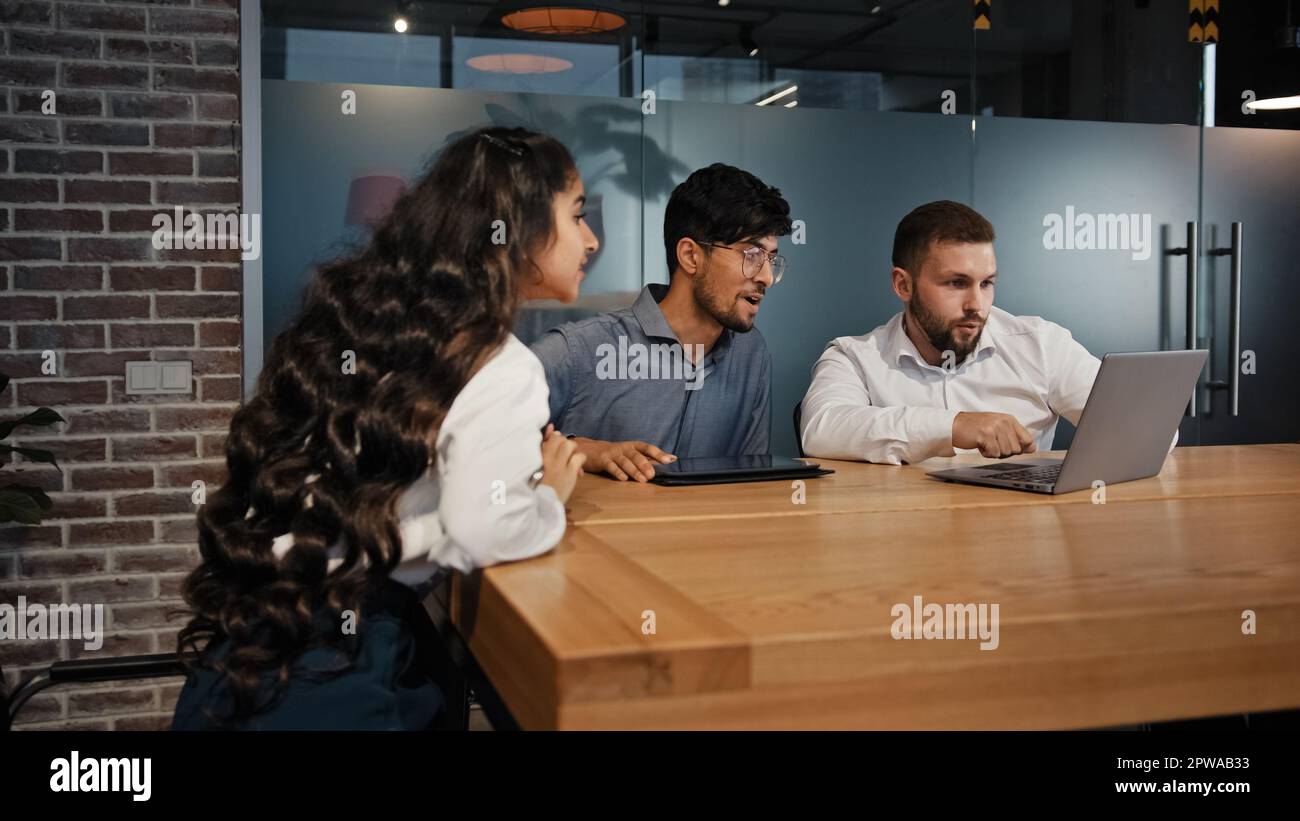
<box><xmin>501</xmin><ymin>6</ymin><xmax>626</xmax><ymax>35</ymax></box>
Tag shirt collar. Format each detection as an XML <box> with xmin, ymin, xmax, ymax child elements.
<box><xmin>632</xmin><ymin>283</ymin><xmax>678</xmax><ymax>341</ymax></box>
<box><xmin>631</xmin><ymin>283</ymin><xmax>735</xmax><ymax>363</ymax></box>
<box><xmin>889</xmin><ymin>309</ymin><xmax>998</xmax><ymax>370</ymax></box>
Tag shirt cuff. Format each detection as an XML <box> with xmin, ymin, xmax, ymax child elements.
<box><xmin>532</xmin><ymin>482</ymin><xmax>569</xmax><ymax>547</ymax></box>
<box><xmin>534</xmin><ymin>481</ymin><xmax>564</xmax><ymax>509</ymax></box>
<box><xmin>908</xmin><ymin>406</ymin><xmax>961</xmax><ymax>462</ymax></box>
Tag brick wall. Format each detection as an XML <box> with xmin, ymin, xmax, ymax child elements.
<box><xmin>1</xmin><ymin>0</ymin><xmax>241</xmax><ymax>729</ymax></box>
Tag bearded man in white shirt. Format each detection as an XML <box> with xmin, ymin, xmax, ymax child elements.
<box><xmin>800</xmin><ymin>200</ymin><xmax>1114</xmax><ymax>465</ymax></box>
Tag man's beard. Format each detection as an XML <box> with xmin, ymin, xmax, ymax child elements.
<box><xmin>695</xmin><ymin>275</ymin><xmax>758</xmax><ymax>333</ymax></box>
<box><xmin>908</xmin><ymin>292</ymin><xmax>984</xmax><ymax>361</ymax></box>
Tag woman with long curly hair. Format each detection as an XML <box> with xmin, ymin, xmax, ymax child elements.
<box><xmin>172</xmin><ymin>127</ymin><xmax>594</xmax><ymax>729</ymax></box>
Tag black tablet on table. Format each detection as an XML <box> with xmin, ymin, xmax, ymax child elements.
<box><xmin>649</xmin><ymin>455</ymin><xmax>834</xmax><ymax>486</ymax></box>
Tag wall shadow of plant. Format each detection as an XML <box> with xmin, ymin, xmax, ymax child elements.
<box><xmin>0</xmin><ymin>373</ymin><xmax>64</xmax><ymax>525</ymax></box>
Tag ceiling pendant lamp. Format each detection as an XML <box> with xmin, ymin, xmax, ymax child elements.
<box><xmin>500</xmin><ymin>5</ymin><xmax>627</xmax><ymax>36</ymax></box>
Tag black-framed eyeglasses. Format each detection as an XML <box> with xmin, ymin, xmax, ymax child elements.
<box><xmin>697</xmin><ymin>242</ymin><xmax>786</xmax><ymax>284</ymax></box>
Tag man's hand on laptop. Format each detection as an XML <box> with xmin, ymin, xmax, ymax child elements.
<box><xmin>571</xmin><ymin>437</ymin><xmax>677</xmax><ymax>482</ymax></box>
<box><xmin>952</xmin><ymin>412</ymin><xmax>1038</xmax><ymax>459</ymax></box>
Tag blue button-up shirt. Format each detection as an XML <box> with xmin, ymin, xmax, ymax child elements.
<box><xmin>530</xmin><ymin>284</ymin><xmax>771</xmax><ymax>457</ymax></box>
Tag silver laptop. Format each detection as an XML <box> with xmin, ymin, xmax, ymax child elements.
<box><xmin>927</xmin><ymin>350</ymin><xmax>1208</xmax><ymax>494</ymax></box>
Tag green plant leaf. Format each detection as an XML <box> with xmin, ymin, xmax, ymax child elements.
<box><xmin>0</xmin><ymin>483</ymin><xmax>52</xmax><ymax>510</ymax></box>
<box><xmin>0</xmin><ymin>407</ymin><xmax>65</xmax><ymax>440</ymax></box>
<box><xmin>0</xmin><ymin>486</ymin><xmax>44</xmax><ymax>525</ymax></box>
<box><xmin>0</xmin><ymin>444</ymin><xmax>60</xmax><ymax>469</ymax></box>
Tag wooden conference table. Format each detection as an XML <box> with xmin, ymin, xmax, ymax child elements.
<box><xmin>430</xmin><ymin>444</ymin><xmax>1300</xmax><ymax>729</ymax></box>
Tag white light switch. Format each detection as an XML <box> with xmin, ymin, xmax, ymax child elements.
<box><xmin>160</xmin><ymin>362</ymin><xmax>190</xmax><ymax>390</ymax></box>
<box><xmin>125</xmin><ymin>360</ymin><xmax>192</xmax><ymax>394</ymax></box>
<box><xmin>126</xmin><ymin>361</ymin><xmax>158</xmax><ymax>392</ymax></box>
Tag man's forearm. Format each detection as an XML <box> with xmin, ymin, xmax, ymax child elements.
<box><xmin>801</xmin><ymin>403</ymin><xmax>959</xmax><ymax>465</ymax></box>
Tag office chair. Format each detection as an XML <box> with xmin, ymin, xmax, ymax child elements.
<box><xmin>2</xmin><ymin>589</ymin><xmax>498</xmax><ymax>731</ymax></box>
<box><xmin>2</xmin><ymin>653</ymin><xmax>188</xmax><ymax>732</ymax></box>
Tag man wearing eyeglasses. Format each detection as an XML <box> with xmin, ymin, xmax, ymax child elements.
<box><xmin>531</xmin><ymin>163</ymin><xmax>791</xmax><ymax>482</ymax></box>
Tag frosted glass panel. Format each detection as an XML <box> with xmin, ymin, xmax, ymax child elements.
<box><xmin>260</xmin><ymin>80</ymin><xmax>645</xmax><ymax>350</ymax></box>
<box><xmin>971</xmin><ymin>116</ymin><xmax>1201</xmax><ymax>355</ymax></box>
<box><xmin>1196</xmin><ymin>126</ymin><xmax>1300</xmax><ymax>444</ymax></box>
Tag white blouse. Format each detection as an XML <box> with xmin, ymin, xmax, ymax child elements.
<box><xmin>271</xmin><ymin>334</ymin><xmax>567</xmax><ymax>586</ymax></box>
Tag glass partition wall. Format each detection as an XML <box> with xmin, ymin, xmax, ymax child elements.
<box><xmin>245</xmin><ymin>0</ymin><xmax>1300</xmax><ymax>454</ymax></box>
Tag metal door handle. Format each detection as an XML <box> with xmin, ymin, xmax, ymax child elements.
<box><xmin>1208</xmin><ymin>222</ymin><xmax>1242</xmax><ymax>416</ymax></box>
<box><xmin>1165</xmin><ymin>221</ymin><xmax>1200</xmax><ymax>416</ymax></box>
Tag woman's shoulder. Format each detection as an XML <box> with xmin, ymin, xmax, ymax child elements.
<box><xmin>444</xmin><ymin>334</ymin><xmax>549</xmax><ymax>423</ymax></box>
<box><xmin>470</xmin><ymin>333</ymin><xmax>547</xmax><ymax>388</ymax></box>
<box><xmin>486</xmin><ymin>333</ymin><xmax>546</xmax><ymax>373</ymax></box>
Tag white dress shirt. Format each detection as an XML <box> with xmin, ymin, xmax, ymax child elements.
<box><xmin>272</xmin><ymin>334</ymin><xmax>567</xmax><ymax>585</ymax></box>
<box><xmin>800</xmin><ymin>306</ymin><xmax>1107</xmax><ymax>465</ymax></box>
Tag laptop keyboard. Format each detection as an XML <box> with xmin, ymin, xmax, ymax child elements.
<box><xmin>988</xmin><ymin>464</ymin><xmax>1062</xmax><ymax>484</ymax></box>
